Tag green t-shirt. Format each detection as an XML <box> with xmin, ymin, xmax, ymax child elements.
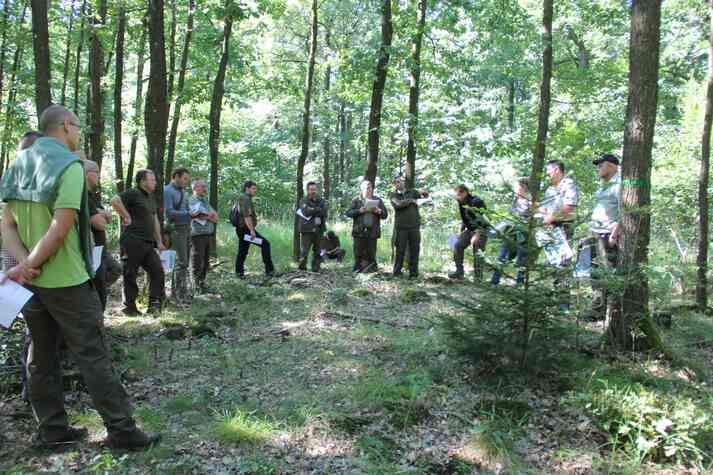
<box><xmin>8</xmin><ymin>162</ymin><xmax>89</xmax><ymax>288</ymax></box>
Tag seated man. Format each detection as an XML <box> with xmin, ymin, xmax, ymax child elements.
<box><xmin>320</xmin><ymin>231</ymin><xmax>346</xmax><ymax>262</ymax></box>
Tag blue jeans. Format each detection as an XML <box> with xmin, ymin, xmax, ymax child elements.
<box><xmin>490</xmin><ymin>242</ymin><xmax>527</xmax><ymax>286</ymax></box>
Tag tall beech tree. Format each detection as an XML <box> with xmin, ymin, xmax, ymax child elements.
<box><xmin>127</xmin><ymin>18</ymin><xmax>147</xmax><ymax>192</ymax></box>
<box><xmin>609</xmin><ymin>0</ymin><xmax>662</xmax><ymax>349</ymax></box>
<box><xmin>405</xmin><ymin>0</ymin><xmax>427</xmax><ymax>190</ymax></box>
<box><xmin>322</xmin><ymin>29</ymin><xmax>333</xmax><ymax>202</ymax></box>
<box><xmin>166</xmin><ymin>0</ymin><xmax>195</xmax><ymax>184</ymax></box>
<box><xmin>113</xmin><ymin>2</ymin><xmax>127</xmax><ymax>191</ymax></box>
<box><xmin>0</xmin><ymin>4</ymin><xmax>27</xmax><ymax>175</ymax></box>
<box><xmin>293</xmin><ymin>0</ymin><xmax>318</xmax><ymax>259</ymax></box>
<box><xmin>60</xmin><ymin>0</ymin><xmax>76</xmax><ymax>105</ymax></box>
<box><xmin>696</xmin><ymin>0</ymin><xmax>713</xmax><ymax>311</ymax></box>
<box><xmin>0</xmin><ymin>0</ymin><xmax>11</xmax><ymax>107</ymax></box>
<box><xmin>145</xmin><ymin>0</ymin><xmax>169</xmax><ymax>205</ymax></box>
<box><xmin>30</xmin><ymin>0</ymin><xmax>52</xmax><ymax>118</ymax></box>
<box><xmin>88</xmin><ymin>0</ymin><xmax>107</xmax><ymax>169</ymax></box>
<box><xmin>72</xmin><ymin>0</ymin><xmax>87</xmax><ymax>115</ymax></box>
<box><xmin>364</xmin><ymin>0</ymin><xmax>393</xmax><ymax>184</ymax></box>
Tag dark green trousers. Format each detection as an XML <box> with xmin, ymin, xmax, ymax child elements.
<box><xmin>299</xmin><ymin>232</ymin><xmax>323</xmax><ymax>271</ymax></box>
<box><xmin>353</xmin><ymin>237</ymin><xmax>378</xmax><ymax>272</ymax></box>
<box><xmin>454</xmin><ymin>229</ymin><xmax>488</xmax><ymax>281</ymax></box>
<box><xmin>393</xmin><ymin>227</ymin><xmax>421</xmax><ymax>276</ymax></box>
<box><xmin>23</xmin><ymin>282</ymin><xmax>136</xmax><ymax>440</ymax></box>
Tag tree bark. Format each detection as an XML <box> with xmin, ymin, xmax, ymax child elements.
<box><xmin>208</xmin><ymin>13</ymin><xmax>234</xmax><ymax>212</ymax></box>
<box><xmin>127</xmin><ymin>18</ymin><xmax>147</xmax><ymax>189</ymax></box>
<box><xmin>507</xmin><ymin>78</ymin><xmax>515</xmax><ymax>130</ymax></box>
<box><xmin>60</xmin><ymin>0</ymin><xmax>76</xmax><ymax>105</ymax></box>
<box><xmin>0</xmin><ymin>4</ymin><xmax>27</xmax><ymax>175</ymax></box>
<box><xmin>364</xmin><ymin>0</ymin><xmax>393</xmax><ymax>184</ymax></box>
<box><xmin>293</xmin><ymin>0</ymin><xmax>318</xmax><ymax>259</ymax></box>
<box><xmin>0</xmin><ymin>0</ymin><xmax>12</xmax><ymax>108</ymax></box>
<box><xmin>113</xmin><ymin>2</ymin><xmax>126</xmax><ymax>191</ymax></box>
<box><xmin>165</xmin><ymin>0</ymin><xmax>195</xmax><ymax>184</ymax></box>
<box><xmin>30</xmin><ymin>0</ymin><xmax>52</xmax><ymax>118</ymax></box>
<box><xmin>338</xmin><ymin>101</ymin><xmax>346</xmax><ymax>186</ymax></box>
<box><xmin>609</xmin><ymin>0</ymin><xmax>662</xmax><ymax>350</ymax></box>
<box><xmin>322</xmin><ymin>29</ymin><xmax>332</xmax><ymax>202</ymax></box>
<box><xmin>145</xmin><ymin>0</ymin><xmax>169</xmax><ymax>211</ymax></box>
<box><xmin>88</xmin><ymin>0</ymin><xmax>107</xmax><ymax>169</ymax></box>
<box><xmin>405</xmin><ymin>0</ymin><xmax>426</xmax><ymax>190</ymax></box>
<box><xmin>73</xmin><ymin>0</ymin><xmax>87</xmax><ymax>115</ymax></box>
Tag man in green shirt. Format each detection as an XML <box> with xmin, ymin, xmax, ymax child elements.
<box><xmin>389</xmin><ymin>175</ymin><xmax>425</xmax><ymax>278</ymax></box>
<box><xmin>0</xmin><ymin>105</ymin><xmax>158</xmax><ymax>450</ymax></box>
<box><xmin>297</xmin><ymin>181</ymin><xmax>328</xmax><ymax>272</ymax></box>
<box><xmin>233</xmin><ymin>180</ymin><xmax>275</xmax><ymax>278</ymax></box>
<box><xmin>111</xmin><ymin>169</ymin><xmax>166</xmax><ymax>315</ymax></box>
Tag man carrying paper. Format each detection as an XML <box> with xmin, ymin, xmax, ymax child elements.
<box><xmin>346</xmin><ymin>180</ymin><xmax>389</xmax><ymax>273</ymax></box>
<box><xmin>234</xmin><ymin>180</ymin><xmax>275</xmax><ymax>278</ymax></box>
<box><xmin>0</xmin><ymin>105</ymin><xmax>159</xmax><ymax>450</ymax></box>
<box><xmin>297</xmin><ymin>181</ymin><xmax>328</xmax><ymax>272</ymax></box>
<box><xmin>389</xmin><ymin>174</ymin><xmax>428</xmax><ymax>279</ymax></box>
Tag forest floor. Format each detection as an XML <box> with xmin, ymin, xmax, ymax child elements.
<box><xmin>1</xmin><ymin>225</ymin><xmax>713</xmax><ymax>474</ymax></box>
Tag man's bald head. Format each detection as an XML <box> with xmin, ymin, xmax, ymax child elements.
<box><xmin>38</xmin><ymin>105</ymin><xmax>82</xmax><ymax>151</ymax></box>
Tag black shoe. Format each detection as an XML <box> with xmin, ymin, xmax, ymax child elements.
<box><xmin>122</xmin><ymin>305</ymin><xmax>142</xmax><ymax>317</ymax></box>
<box><xmin>106</xmin><ymin>429</ymin><xmax>161</xmax><ymax>451</ymax></box>
<box><xmin>37</xmin><ymin>426</ymin><xmax>88</xmax><ymax>448</ymax></box>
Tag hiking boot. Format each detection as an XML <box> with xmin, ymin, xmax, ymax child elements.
<box><xmin>37</xmin><ymin>426</ymin><xmax>88</xmax><ymax>448</ymax></box>
<box><xmin>448</xmin><ymin>270</ymin><xmax>465</xmax><ymax>280</ymax></box>
<box><xmin>121</xmin><ymin>305</ymin><xmax>142</xmax><ymax>317</ymax></box>
<box><xmin>106</xmin><ymin>429</ymin><xmax>161</xmax><ymax>451</ymax></box>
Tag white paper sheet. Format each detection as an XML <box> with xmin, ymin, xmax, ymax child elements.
<box><xmin>365</xmin><ymin>199</ymin><xmax>380</xmax><ymax>210</ymax></box>
<box><xmin>0</xmin><ymin>273</ymin><xmax>33</xmax><ymax>329</ymax></box>
<box><xmin>448</xmin><ymin>234</ymin><xmax>459</xmax><ymax>251</ymax></box>
<box><xmin>296</xmin><ymin>208</ymin><xmax>312</xmax><ymax>221</ymax></box>
<box><xmin>92</xmin><ymin>246</ymin><xmax>103</xmax><ymax>273</ymax></box>
<box><xmin>160</xmin><ymin>250</ymin><xmax>177</xmax><ymax>272</ymax></box>
<box><xmin>416</xmin><ymin>198</ymin><xmax>433</xmax><ymax>206</ymax></box>
<box><xmin>243</xmin><ymin>234</ymin><xmax>264</xmax><ymax>246</ymax></box>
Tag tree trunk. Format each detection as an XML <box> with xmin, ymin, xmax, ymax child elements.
<box><xmin>73</xmin><ymin>0</ymin><xmax>87</xmax><ymax>115</ymax></box>
<box><xmin>113</xmin><ymin>2</ymin><xmax>126</xmax><ymax>191</ymax></box>
<box><xmin>322</xmin><ymin>29</ymin><xmax>332</xmax><ymax>202</ymax></box>
<box><xmin>364</xmin><ymin>0</ymin><xmax>393</xmax><ymax>184</ymax></box>
<box><xmin>405</xmin><ymin>0</ymin><xmax>426</xmax><ymax>190</ymax></box>
<box><xmin>507</xmin><ymin>78</ymin><xmax>515</xmax><ymax>130</ymax></box>
<box><xmin>165</xmin><ymin>0</ymin><xmax>195</xmax><ymax>184</ymax></box>
<box><xmin>609</xmin><ymin>0</ymin><xmax>662</xmax><ymax>350</ymax></box>
<box><xmin>127</xmin><ymin>18</ymin><xmax>147</xmax><ymax>189</ymax></box>
<box><xmin>0</xmin><ymin>0</ymin><xmax>12</xmax><ymax>108</ymax></box>
<box><xmin>88</xmin><ymin>0</ymin><xmax>107</xmax><ymax>169</ymax></box>
<box><xmin>30</xmin><ymin>0</ymin><xmax>52</xmax><ymax>118</ymax></box>
<box><xmin>60</xmin><ymin>0</ymin><xmax>76</xmax><ymax>105</ymax></box>
<box><xmin>293</xmin><ymin>0</ymin><xmax>318</xmax><ymax>259</ymax></box>
<box><xmin>208</xmin><ymin>13</ymin><xmax>234</xmax><ymax>212</ymax></box>
<box><xmin>145</xmin><ymin>0</ymin><xmax>169</xmax><ymax>211</ymax></box>
<box><xmin>0</xmin><ymin>4</ymin><xmax>27</xmax><ymax>175</ymax></box>
<box><xmin>167</xmin><ymin>0</ymin><xmax>177</xmax><ymax>99</ymax></box>
<box><xmin>338</xmin><ymin>101</ymin><xmax>346</xmax><ymax>187</ymax></box>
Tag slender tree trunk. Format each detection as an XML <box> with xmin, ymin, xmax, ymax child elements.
<box><xmin>0</xmin><ymin>0</ymin><xmax>12</xmax><ymax>108</ymax></box>
<box><xmin>507</xmin><ymin>78</ymin><xmax>515</xmax><ymax>130</ymax></box>
<box><xmin>73</xmin><ymin>0</ymin><xmax>87</xmax><ymax>115</ymax></box>
<box><xmin>609</xmin><ymin>0</ymin><xmax>662</xmax><ymax>350</ymax></box>
<box><xmin>166</xmin><ymin>0</ymin><xmax>195</xmax><ymax>184</ymax></box>
<box><xmin>30</xmin><ymin>0</ymin><xmax>52</xmax><ymax>118</ymax></box>
<box><xmin>293</xmin><ymin>0</ymin><xmax>318</xmax><ymax>259</ymax></box>
<box><xmin>322</xmin><ymin>30</ymin><xmax>332</xmax><ymax>202</ymax></box>
<box><xmin>145</xmin><ymin>0</ymin><xmax>169</xmax><ymax>211</ymax></box>
<box><xmin>338</xmin><ymin>101</ymin><xmax>346</xmax><ymax>186</ymax></box>
<box><xmin>103</xmin><ymin>27</ymin><xmax>117</xmax><ymax>74</ymax></box>
<box><xmin>0</xmin><ymin>4</ymin><xmax>27</xmax><ymax>175</ymax></box>
<box><xmin>405</xmin><ymin>0</ymin><xmax>426</xmax><ymax>189</ymax></box>
<box><xmin>208</xmin><ymin>13</ymin><xmax>234</xmax><ymax>212</ymax></box>
<box><xmin>167</xmin><ymin>0</ymin><xmax>177</xmax><ymax>101</ymax></box>
<box><xmin>364</xmin><ymin>0</ymin><xmax>393</xmax><ymax>184</ymax></box>
<box><xmin>113</xmin><ymin>2</ymin><xmax>126</xmax><ymax>191</ymax></box>
<box><xmin>60</xmin><ymin>0</ymin><xmax>76</xmax><ymax>105</ymax></box>
<box><xmin>128</xmin><ymin>18</ymin><xmax>147</xmax><ymax>188</ymax></box>
<box><xmin>88</xmin><ymin>0</ymin><xmax>107</xmax><ymax>169</ymax></box>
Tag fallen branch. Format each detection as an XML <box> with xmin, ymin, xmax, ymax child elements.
<box><xmin>314</xmin><ymin>311</ymin><xmax>424</xmax><ymax>329</ymax></box>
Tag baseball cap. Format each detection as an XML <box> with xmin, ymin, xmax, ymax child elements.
<box><xmin>593</xmin><ymin>153</ymin><xmax>620</xmax><ymax>166</ymax></box>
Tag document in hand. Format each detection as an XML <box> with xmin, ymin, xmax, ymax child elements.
<box><xmin>0</xmin><ymin>274</ymin><xmax>33</xmax><ymax>329</ymax></box>
<box><xmin>365</xmin><ymin>199</ymin><xmax>380</xmax><ymax>210</ymax></box>
<box><xmin>160</xmin><ymin>250</ymin><xmax>177</xmax><ymax>272</ymax></box>
<box><xmin>92</xmin><ymin>245</ymin><xmax>103</xmax><ymax>273</ymax></box>
<box><xmin>296</xmin><ymin>208</ymin><xmax>312</xmax><ymax>221</ymax></box>
<box><xmin>244</xmin><ymin>234</ymin><xmax>263</xmax><ymax>246</ymax></box>
<box><xmin>416</xmin><ymin>197</ymin><xmax>433</xmax><ymax>206</ymax></box>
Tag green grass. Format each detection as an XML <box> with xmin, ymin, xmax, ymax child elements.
<box><xmin>211</xmin><ymin>408</ymin><xmax>278</xmax><ymax>446</ymax></box>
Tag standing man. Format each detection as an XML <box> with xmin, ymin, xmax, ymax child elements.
<box><xmin>450</xmin><ymin>185</ymin><xmax>489</xmax><ymax>281</ymax></box>
<box><xmin>346</xmin><ymin>180</ymin><xmax>388</xmax><ymax>273</ymax></box>
<box><xmin>164</xmin><ymin>167</ymin><xmax>191</xmax><ymax>303</ymax></box>
<box><xmin>0</xmin><ymin>105</ymin><xmax>158</xmax><ymax>449</ymax></box>
<box><xmin>188</xmin><ymin>178</ymin><xmax>218</xmax><ymax>293</ymax></box>
<box><xmin>234</xmin><ymin>180</ymin><xmax>276</xmax><ymax>278</ymax></box>
<box><xmin>589</xmin><ymin>154</ymin><xmax>620</xmax><ymax>319</ymax></box>
<box><xmin>83</xmin><ymin>158</ymin><xmax>121</xmax><ymax>311</ymax></box>
<box><xmin>491</xmin><ymin>177</ymin><xmax>531</xmax><ymax>286</ymax></box>
<box><xmin>389</xmin><ymin>175</ymin><xmax>426</xmax><ymax>278</ymax></box>
<box><xmin>111</xmin><ymin>169</ymin><xmax>166</xmax><ymax>316</ymax></box>
<box><xmin>539</xmin><ymin>159</ymin><xmax>579</xmax><ymax>311</ymax></box>
<box><xmin>297</xmin><ymin>181</ymin><xmax>328</xmax><ymax>272</ymax></box>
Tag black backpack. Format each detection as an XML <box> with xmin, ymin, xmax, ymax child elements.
<box><xmin>229</xmin><ymin>202</ymin><xmax>242</xmax><ymax>227</ymax></box>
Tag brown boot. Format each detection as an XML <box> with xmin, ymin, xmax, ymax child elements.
<box><xmin>37</xmin><ymin>426</ymin><xmax>88</xmax><ymax>448</ymax></box>
<box><xmin>106</xmin><ymin>429</ymin><xmax>161</xmax><ymax>451</ymax></box>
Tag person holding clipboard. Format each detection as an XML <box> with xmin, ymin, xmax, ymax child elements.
<box><xmin>346</xmin><ymin>180</ymin><xmax>389</xmax><ymax>273</ymax></box>
<box><xmin>232</xmin><ymin>180</ymin><xmax>275</xmax><ymax>278</ymax></box>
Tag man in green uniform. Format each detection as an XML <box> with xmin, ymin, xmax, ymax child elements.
<box><xmin>188</xmin><ymin>178</ymin><xmax>218</xmax><ymax>293</ymax></box>
<box><xmin>450</xmin><ymin>184</ymin><xmax>489</xmax><ymax>281</ymax></box>
<box><xmin>234</xmin><ymin>180</ymin><xmax>275</xmax><ymax>277</ymax></box>
<box><xmin>0</xmin><ymin>105</ymin><xmax>158</xmax><ymax>450</ymax></box>
<box><xmin>346</xmin><ymin>180</ymin><xmax>388</xmax><ymax>273</ymax></box>
<box><xmin>389</xmin><ymin>175</ymin><xmax>426</xmax><ymax>278</ymax></box>
<box><xmin>297</xmin><ymin>181</ymin><xmax>328</xmax><ymax>272</ymax></box>
<box><xmin>320</xmin><ymin>231</ymin><xmax>346</xmax><ymax>262</ymax></box>
<box><xmin>111</xmin><ymin>169</ymin><xmax>166</xmax><ymax>315</ymax></box>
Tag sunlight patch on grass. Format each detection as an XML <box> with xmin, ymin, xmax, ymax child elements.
<box><xmin>211</xmin><ymin>408</ymin><xmax>278</xmax><ymax>446</ymax></box>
